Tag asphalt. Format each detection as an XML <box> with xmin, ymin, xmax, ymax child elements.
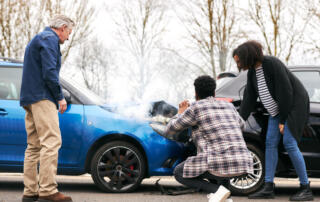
<box><xmin>0</xmin><ymin>174</ymin><xmax>320</xmax><ymax>202</ymax></box>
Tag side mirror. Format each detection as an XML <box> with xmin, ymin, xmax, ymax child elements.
<box><xmin>62</xmin><ymin>89</ymin><xmax>72</xmax><ymax>104</ymax></box>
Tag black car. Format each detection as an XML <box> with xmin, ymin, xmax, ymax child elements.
<box><xmin>215</xmin><ymin>66</ymin><xmax>320</xmax><ymax>195</ymax></box>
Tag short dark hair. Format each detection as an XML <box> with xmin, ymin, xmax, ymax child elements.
<box><xmin>194</xmin><ymin>75</ymin><xmax>216</xmax><ymax>99</ymax></box>
<box><xmin>232</xmin><ymin>40</ymin><xmax>264</xmax><ymax>70</ymax></box>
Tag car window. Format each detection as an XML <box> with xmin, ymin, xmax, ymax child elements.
<box><xmin>0</xmin><ymin>67</ymin><xmax>22</xmax><ymax>100</ymax></box>
<box><xmin>292</xmin><ymin>71</ymin><xmax>320</xmax><ymax>103</ymax></box>
<box><xmin>216</xmin><ymin>77</ymin><xmax>235</xmax><ymax>90</ymax></box>
<box><xmin>216</xmin><ymin>70</ymin><xmax>247</xmax><ymax>97</ymax></box>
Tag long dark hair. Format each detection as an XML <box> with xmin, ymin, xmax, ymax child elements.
<box><xmin>232</xmin><ymin>40</ymin><xmax>264</xmax><ymax>70</ymax></box>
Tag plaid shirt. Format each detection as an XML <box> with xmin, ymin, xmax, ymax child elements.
<box><xmin>165</xmin><ymin>97</ymin><xmax>254</xmax><ymax>178</ymax></box>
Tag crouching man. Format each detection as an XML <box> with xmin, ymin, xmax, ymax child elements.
<box><xmin>164</xmin><ymin>75</ymin><xmax>254</xmax><ymax>202</ymax></box>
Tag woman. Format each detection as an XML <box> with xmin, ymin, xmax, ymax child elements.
<box><xmin>232</xmin><ymin>41</ymin><xmax>313</xmax><ymax>201</ymax></box>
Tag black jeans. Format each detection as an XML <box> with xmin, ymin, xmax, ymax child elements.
<box><xmin>173</xmin><ymin>161</ymin><xmax>230</xmax><ymax>193</ymax></box>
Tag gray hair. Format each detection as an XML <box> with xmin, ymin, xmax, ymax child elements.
<box><xmin>49</xmin><ymin>15</ymin><xmax>75</xmax><ymax>29</ymax></box>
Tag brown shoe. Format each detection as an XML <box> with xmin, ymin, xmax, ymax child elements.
<box><xmin>22</xmin><ymin>195</ymin><xmax>39</xmax><ymax>202</ymax></box>
<box><xmin>38</xmin><ymin>192</ymin><xmax>72</xmax><ymax>202</ymax></box>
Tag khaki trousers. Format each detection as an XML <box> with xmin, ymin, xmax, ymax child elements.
<box><xmin>23</xmin><ymin>100</ymin><xmax>62</xmax><ymax>196</ymax></box>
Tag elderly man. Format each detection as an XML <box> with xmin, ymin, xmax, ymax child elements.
<box><xmin>165</xmin><ymin>75</ymin><xmax>254</xmax><ymax>202</ymax></box>
<box><xmin>20</xmin><ymin>15</ymin><xmax>75</xmax><ymax>202</ymax></box>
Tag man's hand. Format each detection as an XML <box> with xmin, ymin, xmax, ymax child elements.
<box><xmin>58</xmin><ymin>98</ymin><xmax>67</xmax><ymax>114</ymax></box>
<box><xmin>279</xmin><ymin>124</ymin><xmax>284</xmax><ymax>135</ymax></box>
<box><xmin>178</xmin><ymin>100</ymin><xmax>190</xmax><ymax>114</ymax></box>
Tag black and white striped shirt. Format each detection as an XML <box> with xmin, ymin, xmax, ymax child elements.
<box><xmin>256</xmin><ymin>66</ymin><xmax>279</xmax><ymax>117</ymax></box>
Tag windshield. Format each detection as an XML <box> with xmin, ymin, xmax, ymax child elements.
<box><xmin>61</xmin><ymin>76</ymin><xmax>105</xmax><ymax>106</ymax></box>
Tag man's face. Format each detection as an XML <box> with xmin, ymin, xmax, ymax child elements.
<box><xmin>59</xmin><ymin>25</ymin><xmax>72</xmax><ymax>44</ymax></box>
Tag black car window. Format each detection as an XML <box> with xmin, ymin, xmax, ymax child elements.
<box><xmin>292</xmin><ymin>71</ymin><xmax>320</xmax><ymax>103</ymax></box>
<box><xmin>0</xmin><ymin>67</ymin><xmax>22</xmax><ymax>100</ymax></box>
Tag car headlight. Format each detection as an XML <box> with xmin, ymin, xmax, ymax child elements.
<box><xmin>149</xmin><ymin>122</ymin><xmax>167</xmax><ymax>136</ymax></box>
<box><xmin>149</xmin><ymin>121</ymin><xmax>177</xmax><ymax>141</ymax></box>
<box><xmin>149</xmin><ymin>121</ymin><xmax>191</xmax><ymax>143</ymax></box>
<box><xmin>148</xmin><ymin>115</ymin><xmax>171</xmax><ymax>137</ymax></box>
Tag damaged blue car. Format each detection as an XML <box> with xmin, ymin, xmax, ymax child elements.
<box><xmin>0</xmin><ymin>57</ymin><xmax>187</xmax><ymax>193</ymax></box>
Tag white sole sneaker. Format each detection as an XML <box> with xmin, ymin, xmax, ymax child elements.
<box><xmin>207</xmin><ymin>185</ymin><xmax>231</xmax><ymax>202</ymax></box>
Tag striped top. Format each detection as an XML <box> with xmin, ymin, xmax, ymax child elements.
<box><xmin>256</xmin><ymin>66</ymin><xmax>279</xmax><ymax>117</ymax></box>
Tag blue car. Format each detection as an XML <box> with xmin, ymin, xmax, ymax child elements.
<box><xmin>0</xmin><ymin>57</ymin><xmax>187</xmax><ymax>192</ymax></box>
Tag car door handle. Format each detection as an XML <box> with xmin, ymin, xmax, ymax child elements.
<box><xmin>0</xmin><ymin>108</ymin><xmax>8</xmax><ymax>116</ymax></box>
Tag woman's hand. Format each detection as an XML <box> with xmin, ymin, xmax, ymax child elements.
<box><xmin>178</xmin><ymin>100</ymin><xmax>190</xmax><ymax>114</ymax></box>
<box><xmin>279</xmin><ymin>124</ymin><xmax>285</xmax><ymax>135</ymax></box>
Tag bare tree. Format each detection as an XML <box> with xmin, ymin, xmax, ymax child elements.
<box><xmin>0</xmin><ymin>0</ymin><xmax>26</xmax><ymax>58</ymax></box>
<box><xmin>0</xmin><ymin>0</ymin><xmax>95</xmax><ymax>62</ymax></box>
<box><xmin>113</xmin><ymin>0</ymin><xmax>168</xmax><ymax>100</ymax></box>
<box><xmin>304</xmin><ymin>0</ymin><xmax>320</xmax><ymax>57</ymax></box>
<box><xmin>246</xmin><ymin>0</ymin><xmax>311</xmax><ymax>63</ymax></box>
<box><xmin>160</xmin><ymin>50</ymin><xmax>196</xmax><ymax>103</ymax></box>
<box><xmin>175</xmin><ymin>0</ymin><xmax>244</xmax><ymax>78</ymax></box>
<box><xmin>75</xmin><ymin>37</ymin><xmax>114</xmax><ymax>99</ymax></box>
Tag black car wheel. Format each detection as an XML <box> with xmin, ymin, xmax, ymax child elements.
<box><xmin>90</xmin><ymin>141</ymin><xmax>146</xmax><ymax>193</ymax></box>
<box><xmin>229</xmin><ymin>143</ymin><xmax>265</xmax><ymax>195</ymax></box>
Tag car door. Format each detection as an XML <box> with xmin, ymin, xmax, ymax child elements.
<box><xmin>57</xmin><ymin>90</ymin><xmax>84</xmax><ymax>169</ymax></box>
<box><xmin>291</xmin><ymin>70</ymin><xmax>320</xmax><ymax>171</ymax></box>
<box><xmin>0</xmin><ymin>66</ymin><xmax>26</xmax><ymax>167</ymax></box>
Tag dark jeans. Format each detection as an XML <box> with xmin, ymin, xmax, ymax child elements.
<box><xmin>174</xmin><ymin>161</ymin><xmax>230</xmax><ymax>193</ymax></box>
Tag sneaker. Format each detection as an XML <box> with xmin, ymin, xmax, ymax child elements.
<box><xmin>225</xmin><ymin>198</ymin><xmax>233</xmax><ymax>202</ymax></box>
<box><xmin>207</xmin><ymin>185</ymin><xmax>231</xmax><ymax>202</ymax></box>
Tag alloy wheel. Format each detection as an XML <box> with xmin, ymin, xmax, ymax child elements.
<box><xmin>91</xmin><ymin>141</ymin><xmax>145</xmax><ymax>192</ymax></box>
<box><xmin>230</xmin><ymin>151</ymin><xmax>263</xmax><ymax>190</ymax></box>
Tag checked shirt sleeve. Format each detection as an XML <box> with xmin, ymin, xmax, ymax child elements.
<box><xmin>164</xmin><ymin>105</ymin><xmax>197</xmax><ymax>136</ymax></box>
<box><xmin>232</xmin><ymin>104</ymin><xmax>245</xmax><ymax>129</ymax></box>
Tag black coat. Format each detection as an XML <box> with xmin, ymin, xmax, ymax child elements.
<box><xmin>240</xmin><ymin>56</ymin><xmax>309</xmax><ymax>142</ymax></box>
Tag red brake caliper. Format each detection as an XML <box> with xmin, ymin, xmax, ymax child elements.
<box><xmin>128</xmin><ymin>165</ymin><xmax>134</xmax><ymax>176</ymax></box>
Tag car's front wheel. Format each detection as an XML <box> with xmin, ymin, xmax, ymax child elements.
<box><xmin>229</xmin><ymin>143</ymin><xmax>265</xmax><ymax>195</ymax></box>
<box><xmin>90</xmin><ymin>141</ymin><xmax>146</xmax><ymax>193</ymax></box>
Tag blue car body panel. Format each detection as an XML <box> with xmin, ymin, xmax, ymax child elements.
<box><xmin>0</xmin><ymin>100</ymin><xmax>26</xmax><ymax>169</ymax></box>
<box><xmin>57</xmin><ymin>104</ymin><xmax>85</xmax><ymax>168</ymax></box>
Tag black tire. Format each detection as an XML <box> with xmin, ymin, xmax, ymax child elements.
<box><xmin>229</xmin><ymin>143</ymin><xmax>265</xmax><ymax>195</ymax></box>
<box><xmin>90</xmin><ymin>141</ymin><xmax>146</xmax><ymax>193</ymax></box>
